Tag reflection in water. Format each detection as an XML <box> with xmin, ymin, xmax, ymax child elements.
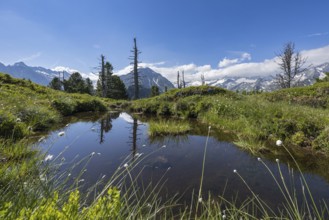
<box><xmin>131</xmin><ymin>118</ymin><xmax>138</xmax><ymax>160</ymax></box>
<box><xmin>149</xmin><ymin>134</ymin><xmax>189</xmax><ymax>146</ymax></box>
<box><xmin>98</xmin><ymin>112</ymin><xmax>120</xmax><ymax>144</ymax></box>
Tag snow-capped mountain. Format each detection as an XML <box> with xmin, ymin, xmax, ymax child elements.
<box><xmin>0</xmin><ymin>62</ymin><xmax>99</xmax><ymax>86</ymax></box>
<box><xmin>0</xmin><ymin>62</ymin><xmax>71</xmax><ymax>85</ymax></box>
<box><xmin>1</xmin><ymin>61</ymin><xmax>328</xmax><ymax>93</ymax></box>
<box><xmin>52</xmin><ymin>66</ymin><xmax>99</xmax><ymax>82</ymax></box>
<box><xmin>189</xmin><ymin>62</ymin><xmax>329</xmax><ymax>92</ymax></box>
<box><xmin>119</xmin><ymin>67</ymin><xmax>175</xmax><ymax>98</ymax></box>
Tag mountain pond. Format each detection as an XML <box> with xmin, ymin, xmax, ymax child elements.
<box><xmin>37</xmin><ymin>112</ymin><xmax>329</xmax><ymax>210</ymax></box>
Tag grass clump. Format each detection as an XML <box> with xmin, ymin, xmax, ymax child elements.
<box><xmin>148</xmin><ymin>120</ymin><xmax>191</xmax><ymax>137</ymax></box>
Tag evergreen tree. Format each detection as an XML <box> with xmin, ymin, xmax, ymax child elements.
<box><xmin>48</xmin><ymin>77</ymin><xmax>62</xmax><ymax>90</ymax></box>
<box><xmin>105</xmin><ymin>61</ymin><xmax>114</xmax><ymax>97</ymax></box>
<box><xmin>85</xmin><ymin>78</ymin><xmax>94</xmax><ymax>95</ymax></box>
<box><xmin>107</xmin><ymin>75</ymin><xmax>128</xmax><ymax>99</ymax></box>
<box><xmin>151</xmin><ymin>85</ymin><xmax>160</xmax><ymax>97</ymax></box>
<box><xmin>64</xmin><ymin>72</ymin><xmax>86</xmax><ymax>93</ymax></box>
<box><xmin>97</xmin><ymin>55</ymin><xmax>107</xmax><ymax>97</ymax></box>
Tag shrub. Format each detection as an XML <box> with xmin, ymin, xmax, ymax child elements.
<box><xmin>157</xmin><ymin>103</ymin><xmax>172</xmax><ymax>116</ymax></box>
<box><xmin>75</xmin><ymin>99</ymin><xmax>107</xmax><ymax>112</ymax></box>
<box><xmin>312</xmin><ymin>127</ymin><xmax>329</xmax><ymax>152</ymax></box>
<box><xmin>52</xmin><ymin>98</ymin><xmax>77</xmax><ymax>116</ymax></box>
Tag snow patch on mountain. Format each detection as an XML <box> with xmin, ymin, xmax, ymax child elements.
<box><xmin>52</xmin><ymin>66</ymin><xmax>99</xmax><ymax>82</ymax></box>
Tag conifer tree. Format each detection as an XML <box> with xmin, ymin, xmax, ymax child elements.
<box><xmin>64</xmin><ymin>72</ymin><xmax>86</xmax><ymax>93</ymax></box>
<box><xmin>48</xmin><ymin>77</ymin><xmax>62</xmax><ymax>90</ymax></box>
<box><xmin>85</xmin><ymin>78</ymin><xmax>94</xmax><ymax>95</ymax></box>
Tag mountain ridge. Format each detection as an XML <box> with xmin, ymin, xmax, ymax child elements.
<box><xmin>1</xmin><ymin>61</ymin><xmax>328</xmax><ymax>93</ymax></box>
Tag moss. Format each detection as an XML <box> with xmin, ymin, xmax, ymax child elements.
<box><xmin>291</xmin><ymin>131</ymin><xmax>307</xmax><ymax>147</ymax></box>
<box><xmin>312</xmin><ymin>127</ymin><xmax>329</xmax><ymax>152</ymax></box>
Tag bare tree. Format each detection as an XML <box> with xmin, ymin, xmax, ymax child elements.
<box><xmin>130</xmin><ymin>38</ymin><xmax>141</xmax><ymax>99</ymax></box>
<box><xmin>182</xmin><ymin>70</ymin><xmax>186</xmax><ymax>88</ymax></box>
<box><xmin>201</xmin><ymin>73</ymin><xmax>205</xmax><ymax>85</ymax></box>
<box><xmin>177</xmin><ymin>71</ymin><xmax>181</xmax><ymax>89</ymax></box>
<box><xmin>275</xmin><ymin>42</ymin><xmax>307</xmax><ymax>88</ymax></box>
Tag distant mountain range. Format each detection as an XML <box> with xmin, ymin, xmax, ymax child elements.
<box><xmin>0</xmin><ymin>62</ymin><xmax>175</xmax><ymax>98</ymax></box>
<box><xmin>1</xmin><ymin>61</ymin><xmax>328</xmax><ymax>93</ymax></box>
<box><xmin>0</xmin><ymin>62</ymin><xmax>71</xmax><ymax>86</ymax></box>
<box><xmin>189</xmin><ymin>62</ymin><xmax>329</xmax><ymax>92</ymax></box>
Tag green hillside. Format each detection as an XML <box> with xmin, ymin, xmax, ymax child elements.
<box><xmin>0</xmin><ymin>73</ymin><xmax>109</xmax><ymax>140</ymax></box>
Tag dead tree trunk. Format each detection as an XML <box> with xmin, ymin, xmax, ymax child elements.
<box><xmin>132</xmin><ymin>38</ymin><xmax>140</xmax><ymax>99</ymax></box>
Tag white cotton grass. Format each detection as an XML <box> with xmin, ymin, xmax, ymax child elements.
<box><xmin>233</xmin><ymin>169</ymin><xmax>237</xmax><ymax>173</ymax></box>
<box><xmin>38</xmin><ymin>136</ymin><xmax>45</xmax><ymax>142</ymax></box>
<box><xmin>276</xmin><ymin>140</ymin><xmax>283</xmax><ymax>146</ymax></box>
<box><xmin>198</xmin><ymin>197</ymin><xmax>203</xmax><ymax>203</ymax></box>
<box><xmin>257</xmin><ymin>157</ymin><xmax>262</xmax><ymax>161</ymax></box>
<box><xmin>276</xmin><ymin>158</ymin><xmax>280</xmax><ymax>163</ymax></box>
<box><xmin>123</xmin><ymin>163</ymin><xmax>128</xmax><ymax>168</ymax></box>
<box><xmin>58</xmin><ymin>131</ymin><xmax>65</xmax><ymax>137</ymax></box>
<box><xmin>44</xmin><ymin>154</ymin><xmax>53</xmax><ymax>161</ymax></box>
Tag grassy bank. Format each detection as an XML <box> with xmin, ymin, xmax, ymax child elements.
<box><xmin>127</xmin><ymin>84</ymin><xmax>329</xmax><ymax>156</ymax></box>
<box><xmin>0</xmin><ymin>73</ymin><xmax>111</xmax><ymax>218</ymax></box>
<box><xmin>0</xmin><ymin>73</ymin><xmax>108</xmax><ymax>141</ymax></box>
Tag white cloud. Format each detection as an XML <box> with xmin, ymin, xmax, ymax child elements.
<box><xmin>218</xmin><ymin>52</ymin><xmax>251</xmax><ymax>68</ymax></box>
<box><xmin>307</xmin><ymin>32</ymin><xmax>329</xmax><ymax>37</ymax></box>
<box><xmin>114</xmin><ymin>44</ymin><xmax>329</xmax><ymax>85</ymax></box>
<box><xmin>218</xmin><ymin>58</ymin><xmax>239</xmax><ymax>68</ymax></box>
<box><xmin>301</xmin><ymin>45</ymin><xmax>329</xmax><ymax>66</ymax></box>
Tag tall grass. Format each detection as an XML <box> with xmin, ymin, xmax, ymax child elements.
<box><xmin>148</xmin><ymin>120</ymin><xmax>191</xmax><ymax>137</ymax></box>
<box><xmin>1</xmin><ymin>131</ymin><xmax>329</xmax><ymax>219</ymax></box>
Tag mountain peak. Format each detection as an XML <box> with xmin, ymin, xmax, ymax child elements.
<box><xmin>13</xmin><ymin>61</ymin><xmax>28</xmax><ymax>67</ymax></box>
<box><xmin>119</xmin><ymin>67</ymin><xmax>175</xmax><ymax>98</ymax></box>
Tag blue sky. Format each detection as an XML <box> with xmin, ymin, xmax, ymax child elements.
<box><xmin>1</xmin><ymin>0</ymin><xmax>329</xmax><ymax>82</ymax></box>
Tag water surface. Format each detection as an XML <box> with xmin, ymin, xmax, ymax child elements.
<box><xmin>39</xmin><ymin>112</ymin><xmax>329</xmax><ymax>208</ymax></box>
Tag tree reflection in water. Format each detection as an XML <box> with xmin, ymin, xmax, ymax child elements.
<box><xmin>98</xmin><ymin>112</ymin><xmax>120</xmax><ymax>144</ymax></box>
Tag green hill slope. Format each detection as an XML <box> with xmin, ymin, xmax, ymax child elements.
<box><xmin>0</xmin><ymin>73</ymin><xmax>108</xmax><ymax>140</ymax></box>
